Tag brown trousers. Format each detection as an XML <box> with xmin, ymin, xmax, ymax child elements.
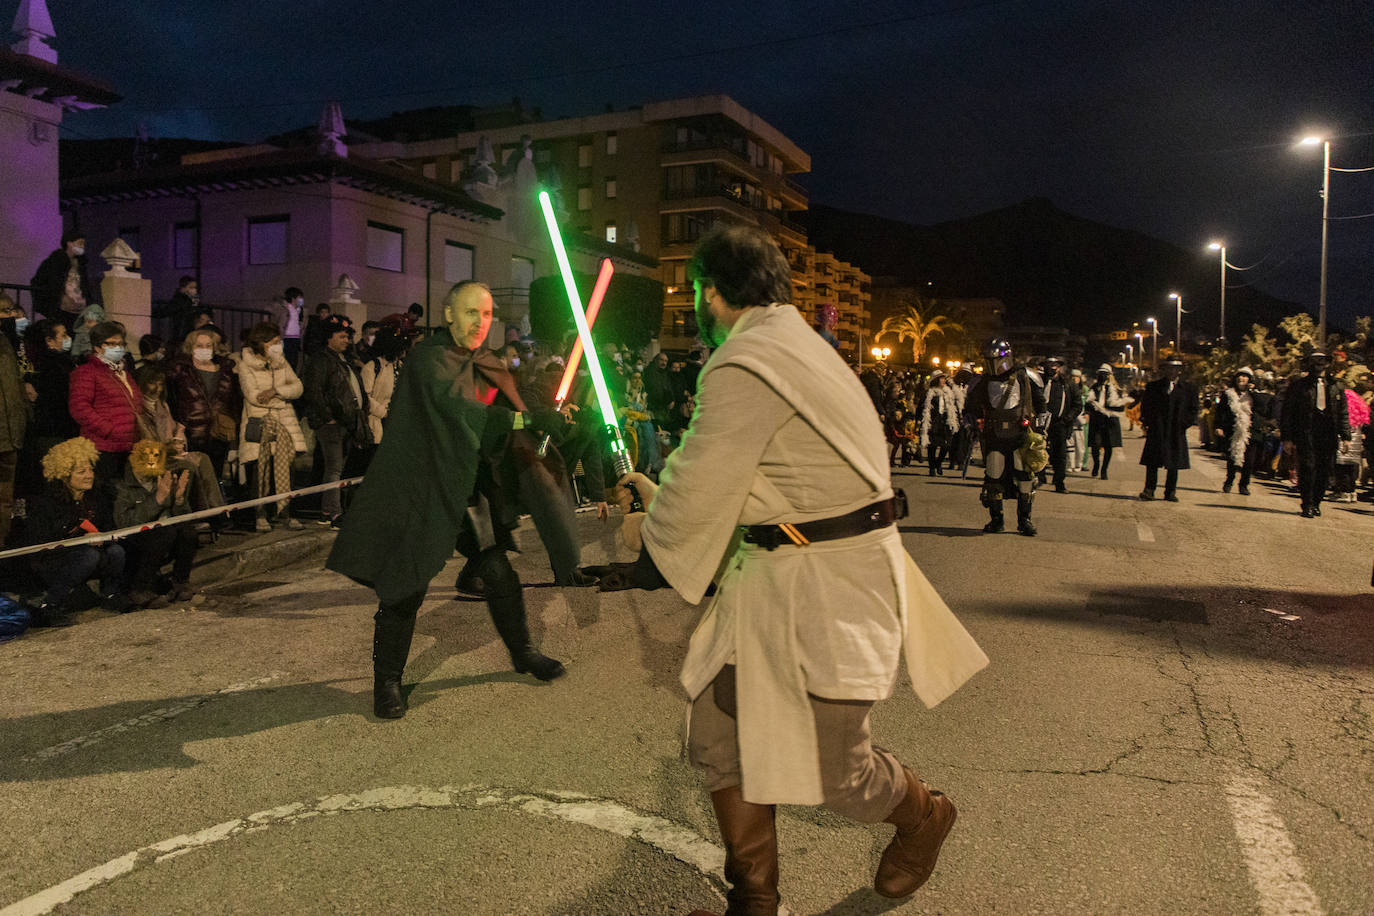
<box><xmin>687</xmin><ymin>665</ymin><xmax>907</xmax><ymax>823</ymax></box>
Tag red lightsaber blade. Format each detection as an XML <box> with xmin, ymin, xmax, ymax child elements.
<box><xmin>555</xmin><ymin>258</ymin><xmax>614</xmax><ymax>403</ymax></box>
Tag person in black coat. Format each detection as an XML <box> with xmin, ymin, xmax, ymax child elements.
<box><xmin>301</xmin><ymin>315</ymin><xmax>372</xmax><ymax>525</ymax></box>
<box><xmin>1042</xmin><ymin>356</ymin><xmax>1084</xmax><ymax>492</ymax></box>
<box><xmin>1138</xmin><ymin>359</ymin><xmax>1199</xmax><ymax>502</ymax></box>
<box><xmin>1281</xmin><ymin>350</ymin><xmax>1352</xmax><ymax>517</ymax></box>
<box><xmin>156</xmin><ymin>276</ymin><xmax>201</xmax><ymax>346</ymax></box>
<box><xmin>30</xmin><ymin>232</ymin><xmax>95</xmax><ymax>332</ymax></box>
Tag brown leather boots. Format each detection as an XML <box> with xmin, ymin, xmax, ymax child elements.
<box><xmin>874</xmin><ymin>766</ymin><xmax>958</xmax><ymax>898</ymax></box>
<box><xmin>689</xmin><ymin>769</ymin><xmax>956</xmax><ymax>914</ymax></box>
<box><xmin>688</xmin><ymin>785</ymin><xmax>780</xmax><ymax>916</ymax></box>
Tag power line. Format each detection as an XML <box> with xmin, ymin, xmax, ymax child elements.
<box><xmin>124</xmin><ymin>0</ymin><xmax>1023</xmax><ymax>115</ymax></box>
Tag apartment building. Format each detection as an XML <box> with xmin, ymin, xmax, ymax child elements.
<box><xmin>355</xmin><ymin>94</ymin><xmax>871</xmax><ymax>355</ymax></box>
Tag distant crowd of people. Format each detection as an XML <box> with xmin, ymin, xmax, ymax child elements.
<box><xmin>857</xmin><ymin>347</ymin><xmax>1369</xmax><ymax>519</ymax></box>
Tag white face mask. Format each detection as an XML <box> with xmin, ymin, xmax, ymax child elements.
<box><xmin>193</xmin><ymin>347</ymin><xmax>214</xmax><ymax>362</ymax></box>
<box><xmin>60</xmin><ymin>336</ymin><xmax>72</xmax><ymax>351</ymax></box>
<box><xmin>267</xmin><ymin>343</ymin><xmax>284</xmax><ymax>358</ymax></box>
<box><xmin>70</xmin><ymin>245</ymin><xmax>85</xmax><ymax>257</ymax></box>
<box><xmin>100</xmin><ymin>345</ymin><xmax>125</xmax><ymax>365</ymax></box>
<box><xmin>295</xmin><ymin>297</ymin><xmax>304</xmax><ymax>308</ymax></box>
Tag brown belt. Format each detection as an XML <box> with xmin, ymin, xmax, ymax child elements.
<box><xmin>743</xmin><ymin>497</ymin><xmax>898</xmax><ymax>551</ymax></box>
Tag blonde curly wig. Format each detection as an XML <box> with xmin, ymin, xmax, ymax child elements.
<box><xmin>41</xmin><ymin>436</ymin><xmax>99</xmax><ymax>482</ymax></box>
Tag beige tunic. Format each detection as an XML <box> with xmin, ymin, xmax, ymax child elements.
<box><xmin>641</xmin><ymin>304</ymin><xmax>988</xmax><ymax>805</ymax></box>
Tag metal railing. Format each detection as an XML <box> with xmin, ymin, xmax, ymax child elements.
<box><xmin>152</xmin><ymin>301</ymin><xmax>272</xmax><ymax>351</ymax></box>
<box><xmin>0</xmin><ymin>283</ymin><xmax>33</xmax><ymax>312</ymax></box>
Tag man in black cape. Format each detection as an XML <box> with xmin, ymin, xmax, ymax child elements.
<box><xmin>327</xmin><ymin>281</ymin><xmax>571</xmax><ymax>719</ymax></box>
<box><xmin>1138</xmin><ymin>358</ymin><xmax>1198</xmax><ymax>502</ymax></box>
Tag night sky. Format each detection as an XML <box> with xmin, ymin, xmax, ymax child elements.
<box><xmin>47</xmin><ymin>0</ymin><xmax>1374</xmax><ymax>327</ymax></box>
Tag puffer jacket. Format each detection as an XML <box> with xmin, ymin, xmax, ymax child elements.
<box><xmin>237</xmin><ymin>348</ymin><xmax>306</xmax><ymax>463</ymax></box>
<box><xmin>164</xmin><ymin>353</ymin><xmax>240</xmax><ymax>449</ymax></box>
<box><xmin>68</xmin><ymin>357</ymin><xmax>141</xmax><ymax>452</ymax></box>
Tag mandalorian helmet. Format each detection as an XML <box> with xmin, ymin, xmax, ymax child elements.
<box><xmin>983</xmin><ymin>337</ymin><xmax>1014</xmax><ymax>375</ymax></box>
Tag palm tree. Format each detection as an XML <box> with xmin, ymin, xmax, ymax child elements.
<box><xmin>879</xmin><ymin>300</ymin><xmax>964</xmax><ymax>365</ymax></box>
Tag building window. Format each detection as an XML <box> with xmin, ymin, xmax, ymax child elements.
<box><xmin>422</xmin><ymin>161</ymin><xmax>437</xmax><ymax>180</ymax></box>
<box><xmin>604</xmin><ymin>177</ymin><xmax>617</xmax><ymax>199</ymax></box>
<box><xmin>577</xmin><ymin>186</ymin><xmax>592</xmax><ymax>211</ymax></box>
<box><xmin>444</xmin><ymin>241</ymin><xmax>474</xmax><ymax>283</ymax></box>
<box><xmin>450</xmin><ymin>160</ymin><xmax>463</xmax><ymax>183</ymax></box>
<box><xmin>606</xmin><ymin>133</ymin><xmax>617</xmax><ymax>155</ymax></box>
<box><xmin>578</xmin><ymin>143</ymin><xmax>592</xmax><ymax>168</ymax></box>
<box><xmin>605</xmin><ymin>221</ymin><xmax>617</xmax><ymax>244</ymax></box>
<box><xmin>366</xmin><ymin>221</ymin><xmax>405</xmax><ymax>272</ymax></box>
<box><xmin>173</xmin><ymin>222</ymin><xmax>198</xmax><ymax>269</ymax></box>
<box><xmin>247</xmin><ymin>216</ymin><xmax>288</xmax><ymax>265</ymax></box>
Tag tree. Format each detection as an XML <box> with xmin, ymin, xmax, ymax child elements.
<box><xmin>878</xmin><ymin>300</ymin><xmax>964</xmax><ymax>366</ymax></box>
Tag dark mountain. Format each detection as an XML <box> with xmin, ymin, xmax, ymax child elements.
<box><xmin>799</xmin><ymin>199</ymin><xmax>1304</xmax><ymax>343</ymax></box>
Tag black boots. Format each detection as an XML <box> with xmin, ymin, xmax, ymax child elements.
<box><xmin>487</xmin><ymin>594</ymin><xmax>565</xmax><ymax>681</ymax></box>
<box><xmin>875</xmin><ymin>767</ymin><xmax>958</xmax><ymax>898</ymax></box>
<box><xmin>687</xmin><ymin>785</ymin><xmax>780</xmax><ymax>916</ymax></box>
<box><xmin>372</xmin><ymin>609</ymin><xmax>416</xmax><ymax>719</ymax></box>
<box><xmin>982</xmin><ymin>502</ymin><xmax>1004</xmax><ymax>533</ymax></box>
<box><xmin>1016</xmin><ymin>494</ymin><xmax>1037</xmax><ymax>537</ymax></box>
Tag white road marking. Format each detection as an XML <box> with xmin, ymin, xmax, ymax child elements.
<box><xmin>20</xmin><ymin>675</ymin><xmax>282</xmax><ymax>762</ymax></box>
<box><xmin>1262</xmin><ymin>608</ymin><xmax>1301</xmax><ymax>622</ymax></box>
<box><xmin>1223</xmin><ymin>771</ymin><xmax>1325</xmax><ymax>916</ymax></box>
<box><xmin>1136</xmin><ymin>522</ymin><xmax>1155</xmax><ymax>543</ymax></box>
<box><xmin>0</xmin><ymin>785</ymin><xmax>772</xmax><ymax>916</ymax></box>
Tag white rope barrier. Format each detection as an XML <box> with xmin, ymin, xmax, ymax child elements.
<box><xmin>0</xmin><ymin>477</ymin><xmax>364</xmax><ymax>562</ymax></box>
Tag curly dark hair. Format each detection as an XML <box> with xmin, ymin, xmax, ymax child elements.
<box><xmin>686</xmin><ymin>224</ymin><xmax>792</xmax><ymax>309</ymax></box>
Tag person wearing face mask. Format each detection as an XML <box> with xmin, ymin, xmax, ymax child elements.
<box><xmin>67</xmin><ymin>321</ymin><xmax>142</xmax><ymax>490</ymax></box>
<box><xmin>69</xmin><ymin>303</ymin><xmax>106</xmax><ymax>359</ymax></box>
<box><xmin>277</xmin><ymin>288</ymin><xmax>307</xmax><ymax>369</ymax></box>
<box><xmin>1138</xmin><ymin>358</ymin><xmax>1198</xmax><ymax>502</ymax></box>
<box><xmin>1282</xmin><ymin>350</ymin><xmax>1352</xmax><ymax>518</ymax></box>
<box><xmin>17</xmin><ymin>318</ymin><xmax>78</xmax><ymax>497</ymax></box>
<box><xmin>355</xmin><ymin>321</ymin><xmax>381</xmax><ymax>365</ymax></box>
<box><xmin>238</xmin><ymin>322</ymin><xmax>306</xmax><ymax>531</ymax></box>
<box><xmin>161</xmin><ymin>276</ymin><xmax>201</xmax><ymax>347</ymax></box>
<box><xmin>1214</xmin><ymin>367</ymin><xmax>1270</xmax><ymax>496</ymax></box>
<box><xmin>30</xmin><ymin>230</ymin><xmax>94</xmax><ymax>333</ymax></box>
<box><xmin>163</xmin><ymin>328</ymin><xmax>241</xmax><ymax>482</ymax></box>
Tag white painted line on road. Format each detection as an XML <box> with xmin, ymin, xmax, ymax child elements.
<box><xmin>1263</xmin><ymin>608</ymin><xmax>1301</xmax><ymax>622</ymax></box>
<box><xmin>0</xmin><ymin>784</ymin><xmax>768</xmax><ymax>916</ymax></box>
<box><xmin>20</xmin><ymin>675</ymin><xmax>282</xmax><ymax>763</ymax></box>
<box><xmin>1136</xmin><ymin>522</ymin><xmax>1155</xmax><ymax>543</ymax></box>
<box><xmin>1223</xmin><ymin>770</ymin><xmax>1325</xmax><ymax>916</ymax></box>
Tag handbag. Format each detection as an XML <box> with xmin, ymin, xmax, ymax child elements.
<box><xmin>211</xmin><ymin>411</ymin><xmax>237</xmax><ymax>442</ymax></box>
<box><xmin>243</xmin><ymin>416</ymin><xmax>264</xmax><ymax>443</ymax></box>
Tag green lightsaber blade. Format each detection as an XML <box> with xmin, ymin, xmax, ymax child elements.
<box><xmin>537</xmin><ymin>191</ymin><xmax>639</xmax><ymax>496</ymax></box>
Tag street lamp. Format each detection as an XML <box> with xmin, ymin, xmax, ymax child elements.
<box><xmin>1207</xmin><ymin>242</ymin><xmax>1227</xmax><ymax>342</ymax></box>
<box><xmin>870</xmin><ymin>346</ymin><xmax>890</xmax><ymax>362</ymax></box>
<box><xmin>1168</xmin><ymin>292</ymin><xmax>1184</xmax><ymax>355</ymax></box>
<box><xmin>1300</xmin><ymin>136</ymin><xmax>1330</xmax><ymax>343</ymax></box>
<box><xmin>1126</xmin><ymin>343</ymin><xmax>1134</xmax><ymax>362</ymax></box>
<box><xmin>1146</xmin><ymin>317</ymin><xmax>1158</xmax><ymax>370</ymax></box>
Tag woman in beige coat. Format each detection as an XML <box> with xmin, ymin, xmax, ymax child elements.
<box><xmin>359</xmin><ymin>327</ymin><xmax>404</xmax><ymax>444</ymax></box>
<box><xmin>238</xmin><ymin>321</ymin><xmax>306</xmax><ymax>530</ymax></box>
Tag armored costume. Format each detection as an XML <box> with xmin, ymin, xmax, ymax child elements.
<box><xmin>964</xmin><ymin>339</ymin><xmax>1047</xmax><ymax>535</ymax></box>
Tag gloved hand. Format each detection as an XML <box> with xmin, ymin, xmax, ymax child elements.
<box><xmin>523</xmin><ymin>408</ymin><xmax>570</xmax><ymax>442</ymax></box>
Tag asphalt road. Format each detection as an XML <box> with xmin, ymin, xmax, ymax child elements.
<box><xmin>2</xmin><ymin>433</ymin><xmax>1371</xmax><ymax>915</ymax></box>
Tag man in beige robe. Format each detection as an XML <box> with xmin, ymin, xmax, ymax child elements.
<box><xmin>612</xmin><ymin>226</ymin><xmax>987</xmax><ymax>915</ymax></box>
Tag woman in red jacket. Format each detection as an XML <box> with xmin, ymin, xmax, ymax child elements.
<box><xmin>67</xmin><ymin>321</ymin><xmax>141</xmax><ymax>486</ymax></box>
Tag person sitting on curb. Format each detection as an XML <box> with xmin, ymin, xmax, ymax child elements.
<box><xmin>113</xmin><ymin>439</ymin><xmax>199</xmax><ymax>607</ymax></box>
<box><xmin>24</xmin><ymin>437</ymin><xmax>130</xmax><ymax>625</ymax></box>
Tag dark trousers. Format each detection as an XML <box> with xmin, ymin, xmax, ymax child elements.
<box><xmin>95</xmin><ymin>450</ymin><xmax>130</xmax><ymax>502</ymax></box>
<box><xmin>31</xmin><ymin>544</ymin><xmax>126</xmax><ymax>606</ymax></box>
<box><xmin>926</xmin><ymin>438</ymin><xmax>949</xmax><ymax>475</ymax></box>
<box><xmin>519</xmin><ymin>460</ymin><xmax>581</xmax><ymax>584</ymax></box>
<box><xmin>315</xmin><ymin>423</ymin><xmax>351</xmax><ymax>519</ymax></box>
<box><xmin>1143</xmin><ymin>465</ymin><xmax>1179</xmax><ymax>496</ymax></box>
<box><xmin>1225</xmin><ymin>442</ymin><xmax>1259</xmax><ymax>490</ymax></box>
<box><xmin>127</xmin><ymin>525</ymin><xmax>198</xmax><ymax>590</ymax></box>
<box><xmin>1296</xmin><ymin>446</ymin><xmax>1336</xmax><ymax>510</ymax></box>
<box><xmin>373</xmin><ymin>545</ymin><xmax>527</xmax><ymax>681</ymax></box>
<box><xmin>1091</xmin><ymin>446</ymin><xmax>1113</xmax><ymax>475</ymax></box>
<box><xmin>0</xmin><ymin>448</ymin><xmax>16</xmax><ymax>547</ymax></box>
<box><xmin>283</xmin><ymin>338</ymin><xmax>301</xmax><ymax>372</ymax></box>
<box><xmin>1047</xmin><ymin>423</ymin><xmax>1069</xmax><ymax>486</ymax></box>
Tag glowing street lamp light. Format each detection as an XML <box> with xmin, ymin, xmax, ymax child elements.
<box><xmin>1299</xmin><ymin>135</ymin><xmax>1330</xmax><ymax>343</ymax></box>
<box><xmin>1126</xmin><ymin>343</ymin><xmax>1134</xmax><ymax>362</ymax></box>
<box><xmin>1168</xmin><ymin>292</ymin><xmax>1184</xmax><ymax>356</ymax></box>
<box><xmin>1207</xmin><ymin>242</ymin><xmax>1227</xmax><ymax>343</ymax></box>
<box><xmin>871</xmin><ymin>346</ymin><xmax>890</xmax><ymax>361</ymax></box>
<box><xmin>1146</xmin><ymin>317</ymin><xmax>1158</xmax><ymax>370</ymax></box>
<box><xmin>932</xmin><ymin>356</ymin><xmax>941</xmax><ymax>365</ymax></box>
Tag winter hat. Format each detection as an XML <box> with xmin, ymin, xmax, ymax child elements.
<box><xmin>929</xmin><ymin>369</ymin><xmax>945</xmax><ymax>382</ymax></box>
<box><xmin>1234</xmin><ymin>366</ymin><xmax>1254</xmax><ymax>379</ymax></box>
<box><xmin>1070</xmin><ymin>368</ymin><xmax>1082</xmax><ymax>377</ymax></box>
<box><xmin>1097</xmin><ymin>363</ymin><xmax>1113</xmax><ymax>374</ymax></box>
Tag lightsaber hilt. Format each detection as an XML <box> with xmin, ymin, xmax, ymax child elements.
<box><xmin>607</xmin><ymin>423</ymin><xmax>644</xmax><ymax>513</ymax></box>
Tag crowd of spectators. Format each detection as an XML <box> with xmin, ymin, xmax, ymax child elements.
<box><xmin>0</xmin><ymin>252</ymin><xmax>425</xmax><ymax>627</ymax></box>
